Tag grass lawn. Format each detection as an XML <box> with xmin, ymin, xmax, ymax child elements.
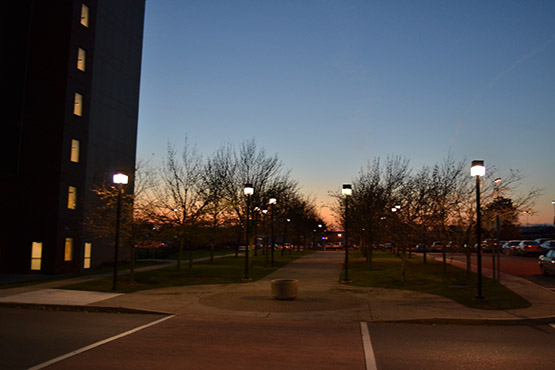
<box><xmin>0</xmin><ymin>260</ymin><xmax>167</xmax><ymax>290</ymax></box>
<box><xmin>61</xmin><ymin>251</ymin><xmax>314</xmax><ymax>293</ymax></box>
<box><xmin>348</xmin><ymin>251</ymin><xmax>530</xmax><ymax>310</ymax></box>
<box><xmin>143</xmin><ymin>248</ymin><xmax>234</xmax><ymax>261</ymax></box>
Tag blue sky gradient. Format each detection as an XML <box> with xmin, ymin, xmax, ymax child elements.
<box><xmin>137</xmin><ymin>0</ymin><xmax>555</xmax><ymax>224</ymax></box>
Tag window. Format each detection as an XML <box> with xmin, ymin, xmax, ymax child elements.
<box><xmin>64</xmin><ymin>238</ymin><xmax>73</xmax><ymax>261</ymax></box>
<box><xmin>70</xmin><ymin>139</ymin><xmax>80</xmax><ymax>163</ymax></box>
<box><xmin>31</xmin><ymin>242</ymin><xmax>42</xmax><ymax>271</ymax></box>
<box><xmin>83</xmin><ymin>242</ymin><xmax>92</xmax><ymax>269</ymax></box>
<box><xmin>74</xmin><ymin>93</ymin><xmax>83</xmax><ymax>116</ymax></box>
<box><xmin>77</xmin><ymin>48</ymin><xmax>86</xmax><ymax>71</ymax></box>
<box><xmin>80</xmin><ymin>4</ymin><xmax>89</xmax><ymax>27</ymax></box>
<box><xmin>68</xmin><ymin>186</ymin><xmax>77</xmax><ymax>209</ymax></box>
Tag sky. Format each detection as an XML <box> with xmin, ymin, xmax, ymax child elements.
<box><xmin>137</xmin><ymin>0</ymin><xmax>555</xmax><ymax>226</ymax></box>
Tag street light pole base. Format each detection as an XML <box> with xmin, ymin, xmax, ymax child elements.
<box><xmin>341</xmin><ymin>279</ymin><xmax>350</xmax><ymax>284</ymax></box>
<box><xmin>242</xmin><ymin>277</ymin><xmax>252</xmax><ymax>282</ymax></box>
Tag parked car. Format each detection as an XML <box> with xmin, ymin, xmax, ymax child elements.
<box><xmin>540</xmin><ymin>240</ymin><xmax>555</xmax><ymax>252</ymax></box>
<box><xmin>136</xmin><ymin>241</ymin><xmax>168</xmax><ymax>249</ymax></box>
<box><xmin>414</xmin><ymin>243</ymin><xmax>428</xmax><ymax>252</ymax></box>
<box><xmin>538</xmin><ymin>249</ymin><xmax>555</xmax><ymax>276</ymax></box>
<box><xmin>428</xmin><ymin>241</ymin><xmax>445</xmax><ymax>252</ymax></box>
<box><xmin>535</xmin><ymin>238</ymin><xmax>550</xmax><ymax>246</ymax></box>
<box><xmin>502</xmin><ymin>240</ymin><xmax>521</xmax><ymax>255</ymax></box>
<box><xmin>515</xmin><ymin>240</ymin><xmax>542</xmax><ymax>256</ymax></box>
<box><xmin>482</xmin><ymin>239</ymin><xmax>501</xmax><ymax>253</ymax></box>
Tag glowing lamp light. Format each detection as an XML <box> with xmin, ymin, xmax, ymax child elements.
<box><xmin>269</xmin><ymin>197</ymin><xmax>277</xmax><ymax>205</ymax></box>
<box><xmin>470</xmin><ymin>160</ymin><xmax>485</xmax><ymax>177</ymax></box>
<box><xmin>244</xmin><ymin>184</ymin><xmax>254</xmax><ymax>196</ymax></box>
<box><xmin>113</xmin><ymin>173</ymin><xmax>128</xmax><ymax>184</ymax></box>
<box><xmin>342</xmin><ymin>184</ymin><xmax>352</xmax><ymax>196</ymax></box>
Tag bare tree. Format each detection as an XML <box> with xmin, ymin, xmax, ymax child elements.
<box><xmin>84</xmin><ymin>160</ymin><xmax>156</xmax><ymax>282</ymax></box>
<box><xmin>156</xmin><ymin>138</ymin><xmax>209</xmax><ymax>271</ymax></box>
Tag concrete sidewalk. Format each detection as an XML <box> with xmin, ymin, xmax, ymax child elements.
<box><xmin>1</xmin><ymin>252</ymin><xmax>554</xmax><ymax>324</ymax></box>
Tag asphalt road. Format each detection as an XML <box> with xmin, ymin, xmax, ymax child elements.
<box><xmin>3</xmin><ymin>309</ymin><xmax>554</xmax><ymax>370</ymax></box>
<box><xmin>368</xmin><ymin>322</ymin><xmax>555</xmax><ymax>370</ymax></box>
<box><xmin>0</xmin><ymin>307</ymin><xmax>166</xmax><ymax>370</ymax></box>
<box><xmin>429</xmin><ymin>252</ymin><xmax>555</xmax><ymax>289</ymax></box>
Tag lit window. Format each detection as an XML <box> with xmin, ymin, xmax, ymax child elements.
<box><xmin>74</xmin><ymin>92</ymin><xmax>83</xmax><ymax>116</ymax></box>
<box><xmin>68</xmin><ymin>186</ymin><xmax>77</xmax><ymax>209</ymax></box>
<box><xmin>31</xmin><ymin>242</ymin><xmax>42</xmax><ymax>271</ymax></box>
<box><xmin>77</xmin><ymin>48</ymin><xmax>86</xmax><ymax>71</ymax></box>
<box><xmin>64</xmin><ymin>238</ymin><xmax>73</xmax><ymax>261</ymax></box>
<box><xmin>81</xmin><ymin>4</ymin><xmax>89</xmax><ymax>27</ymax></box>
<box><xmin>84</xmin><ymin>242</ymin><xmax>92</xmax><ymax>269</ymax></box>
<box><xmin>70</xmin><ymin>139</ymin><xmax>80</xmax><ymax>163</ymax></box>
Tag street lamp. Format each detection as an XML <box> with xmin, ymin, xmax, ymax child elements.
<box><xmin>552</xmin><ymin>200</ymin><xmax>555</xmax><ymax>226</ymax></box>
<box><xmin>244</xmin><ymin>184</ymin><xmax>254</xmax><ymax>280</ymax></box>
<box><xmin>285</xmin><ymin>218</ymin><xmax>291</xmax><ymax>252</ymax></box>
<box><xmin>269</xmin><ymin>197</ymin><xmax>277</xmax><ymax>267</ymax></box>
<box><xmin>112</xmin><ymin>172</ymin><xmax>128</xmax><ymax>291</ymax></box>
<box><xmin>471</xmin><ymin>160</ymin><xmax>485</xmax><ymax>299</ymax></box>
<box><xmin>342</xmin><ymin>184</ymin><xmax>352</xmax><ymax>282</ymax></box>
<box><xmin>494</xmin><ymin>178</ymin><xmax>502</xmax><ymax>282</ymax></box>
<box><xmin>262</xmin><ymin>209</ymin><xmax>268</xmax><ymax>260</ymax></box>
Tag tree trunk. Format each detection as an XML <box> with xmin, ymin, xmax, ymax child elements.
<box><xmin>188</xmin><ymin>247</ymin><xmax>194</xmax><ymax>272</ymax></box>
<box><xmin>129</xmin><ymin>245</ymin><xmax>135</xmax><ymax>282</ymax></box>
<box><xmin>401</xmin><ymin>245</ymin><xmax>407</xmax><ymax>282</ymax></box>
<box><xmin>176</xmin><ymin>236</ymin><xmax>184</xmax><ymax>270</ymax></box>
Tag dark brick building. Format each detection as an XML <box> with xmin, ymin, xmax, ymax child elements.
<box><xmin>2</xmin><ymin>0</ymin><xmax>145</xmax><ymax>274</ymax></box>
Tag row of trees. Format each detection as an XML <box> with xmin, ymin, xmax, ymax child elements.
<box><xmin>334</xmin><ymin>154</ymin><xmax>540</xmax><ymax>257</ymax></box>
<box><xmin>87</xmin><ymin>139</ymin><xmax>325</xmax><ymax>272</ymax></box>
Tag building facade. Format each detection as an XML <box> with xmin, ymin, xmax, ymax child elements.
<box><xmin>2</xmin><ymin>0</ymin><xmax>145</xmax><ymax>274</ymax></box>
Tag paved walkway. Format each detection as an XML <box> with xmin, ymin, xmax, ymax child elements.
<box><xmin>1</xmin><ymin>252</ymin><xmax>554</xmax><ymax>324</ymax></box>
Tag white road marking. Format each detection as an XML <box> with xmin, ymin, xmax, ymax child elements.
<box><xmin>28</xmin><ymin>315</ymin><xmax>175</xmax><ymax>370</ymax></box>
<box><xmin>360</xmin><ymin>321</ymin><xmax>378</xmax><ymax>370</ymax></box>
<box><xmin>550</xmin><ymin>323</ymin><xmax>555</xmax><ymax>329</ymax></box>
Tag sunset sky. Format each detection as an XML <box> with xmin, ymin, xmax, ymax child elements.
<box><xmin>137</xmin><ymin>0</ymin><xmax>555</xmax><ymax>225</ymax></box>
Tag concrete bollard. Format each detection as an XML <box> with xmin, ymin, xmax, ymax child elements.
<box><xmin>271</xmin><ymin>279</ymin><xmax>298</xmax><ymax>300</ymax></box>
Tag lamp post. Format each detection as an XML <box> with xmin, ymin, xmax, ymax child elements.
<box><xmin>244</xmin><ymin>184</ymin><xmax>254</xmax><ymax>280</ymax></box>
<box><xmin>342</xmin><ymin>184</ymin><xmax>352</xmax><ymax>282</ymax></box>
<box><xmin>262</xmin><ymin>209</ymin><xmax>268</xmax><ymax>260</ymax></box>
<box><xmin>471</xmin><ymin>160</ymin><xmax>485</xmax><ymax>299</ymax></box>
<box><xmin>494</xmin><ymin>178</ymin><xmax>502</xmax><ymax>281</ymax></box>
<box><xmin>552</xmin><ymin>200</ymin><xmax>555</xmax><ymax>226</ymax></box>
<box><xmin>112</xmin><ymin>172</ymin><xmax>128</xmax><ymax>291</ymax></box>
<box><xmin>318</xmin><ymin>224</ymin><xmax>323</xmax><ymax>251</ymax></box>
<box><xmin>269</xmin><ymin>197</ymin><xmax>276</xmax><ymax>267</ymax></box>
<box><xmin>284</xmin><ymin>218</ymin><xmax>290</xmax><ymax>253</ymax></box>
<box><xmin>253</xmin><ymin>207</ymin><xmax>260</xmax><ymax>256</ymax></box>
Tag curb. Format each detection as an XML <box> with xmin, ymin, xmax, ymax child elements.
<box><xmin>3</xmin><ymin>301</ymin><xmax>554</xmax><ymax>326</ymax></box>
<box><xmin>367</xmin><ymin>316</ymin><xmax>555</xmax><ymax>326</ymax></box>
<box><xmin>0</xmin><ymin>302</ymin><xmax>170</xmax><ymax>316</ymax></box>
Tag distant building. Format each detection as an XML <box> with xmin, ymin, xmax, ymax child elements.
<box><xmin>517</xmin><ymin>225</ymin><xmax>555</xmax><ymax>240</ymax></box>
<box><xmin>1</xmin><ymin>0</ymin><xmax>145</xmax><ymax>274</ymax></box>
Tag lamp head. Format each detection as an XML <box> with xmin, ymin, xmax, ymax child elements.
<box><xmin>244</xmin><ymin>184</ymin><xmax>254</xmax><ymax>196</ymax></box>
<box><xmin>470</xmin><ymin>160</ymin><xmax>485</xmax><ymax>177</ymax></box>
<box><xmin>342</xmin><ymin>184</ymin><xmax>352</xmax><ymax>196</ymax></box>
<box><xmin>113</xmin><ymin>173</ymin><xmax>128</xmax><ymax>184</ymax></box>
